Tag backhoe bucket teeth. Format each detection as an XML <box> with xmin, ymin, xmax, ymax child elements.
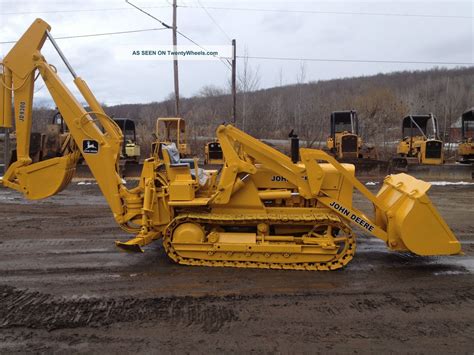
<box><xmin>375</xmin><ymin>173</ymin><xmax>461</xmax><ymax>255</ymax></box>
<box><xmin>10</xmin><ymin>153</ymin><xmax>78</xmax><ymax>200</ymax></box>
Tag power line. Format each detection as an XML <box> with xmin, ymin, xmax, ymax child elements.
<box><xmin>175</xmin><ymin>28</ymin><xmax>232</xmax><ymax>69</ymax></box>
<box><xmin>125</xmin><ymin>0</ymin><xmax>231</xmax><ymax>70</ymax></box>
<box><xmin>0</xmin><ymin>28</ymin><xmax>169</xmax><ymax>45</ymax></box>
<box><xmin>179</xmin><ymin>5</ymin><xmax>473</xmax><ymax>20</ymax></box>
<box><xmin>2</xmin><ymin>5</ymin><xmax>170</xmax><ymax>15</ymax></box>
<box><xmin>196</xmin><ymin>0</ymin><xmax>232</xmax><ymax>42</ymax></box>
<box><xmin>125</xmin><ymin>0</ymin><xmax>172</xmax><ymax>29</ymax></box>
<box><xmin>3</xmin><ymin>3</ymin><xmax>470</xmax><ymax>20</ymax></box>
<box><xmin>238</xmin><ymin>55</ymin><xmax>474</xmax><ymax>66</ymax></box>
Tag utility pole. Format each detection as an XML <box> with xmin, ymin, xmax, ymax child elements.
<box><xmin>231</xmin><ymin>39</ymin><xmax>236</xmax><ymax>124</ymax></box>
<box><xmin>172</xmin><ymin>0</ymin><xmax>180</xmax><ymax>117</ymax></box>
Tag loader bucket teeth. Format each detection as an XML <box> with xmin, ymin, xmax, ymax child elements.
<box><xmin>375</xmin><ymin>173</ymin><xmax>461</xmax><ymax>256</ymax></box>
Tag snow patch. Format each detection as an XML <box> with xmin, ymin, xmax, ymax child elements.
<box><xmin>433</xmin><ymin>270</ymin><xmax>467</xmax><ymax>276</ymax></box>
<box><xmin>430</xmin><ymin>181</ymin><xmax>474</xmax><ymax>186</ymax></box>
<box><xmin>0</xmin><ymin>195</ymin><xmax>15</xmax><ymax>201</ymax></box>
<box><xmin>365</xmin><ymin>181</ymin><xmax>379</xmax><ymax>186</ymax></box>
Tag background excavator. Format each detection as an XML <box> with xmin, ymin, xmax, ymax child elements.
<box><xmin>0</xmin><ymin>19</ymin><xmax>461</xmax><ymax>271</ymax></box>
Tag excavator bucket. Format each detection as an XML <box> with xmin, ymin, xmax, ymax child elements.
<box><xmin>375</xmin><ymin>173</ymin><xmax>461</xmax><ymax>255</ymax></box>
<box><xmin>11</xmin><ymin>153</ymin><xmax>78</xmax><ymax>200</ymax></box>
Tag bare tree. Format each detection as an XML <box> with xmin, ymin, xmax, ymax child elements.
<box><xmin>278</xmin><ymin>67</ymin><xmax>284</xmax><ymax>87</ymax></box>
<box><xmin>293</xmin><ymin>61</ymin><xmax>314</xmax><ymax>145</ymax></box>
<box><xmin>237</xmin><ymin>47</ymin><xmax>260</xmax><ymax>131</ymax></box>
<box><xmin>198</xmin><ymin>85</ymin><xmax>226</xmax><ymax>98</ymax></box>
<box><xmin>31</xmin><ymin>66</ymin><xmax>474</xmax><ymax>154</ymax></box>
<box><xmin>355</xmin><ymin>87</ymin><xmax>407</xmax><ymax>158</ymax></box>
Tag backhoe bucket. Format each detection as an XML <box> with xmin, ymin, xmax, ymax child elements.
<box><xmin>375</xmin><ymin>173</ymin><xmax>461</xmax><ymax>255</ymax></box>
<box><xmin>13</xmin><ymin>153</ymin><xmax>78</xmax><ymax>200</ymax></box>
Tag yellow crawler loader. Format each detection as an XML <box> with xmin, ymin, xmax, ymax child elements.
<box><xmin>154</xmin><ymin>117</ymin><xmax>190</xmax><ymax>157</ymax></box>
<box><xmin>113</xmin><ymin>118</ymin><xmax>141</xmax><ymax>163</ymax></box>
<box><xmin>326</xmin><ymin>110</ymin><xmax>377</xmax><ymax>160</ymax></box>
<box><xmin>396</xmin><ymin>114</ymin><xmax>444</xmax><ymax>166</ymax></box>
<box><xmin>0</xmin><ymin>19</ymin><xmax>461</xmax><ymax>271</ymax></box>
<box><xmin>457</xmin><ymin>109</ymin><xmax>474</xmax><ymax>164</ymax></box>
<box><xmin>204</xmin><ymin>140</ymin><xmax>224</xmax><ymax>165</ymax></box>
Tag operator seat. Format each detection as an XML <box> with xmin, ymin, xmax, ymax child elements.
<box><xmin>162</xmin><ymin>143</ymin><xmax>208</xmax><ymax>185</ymax></box>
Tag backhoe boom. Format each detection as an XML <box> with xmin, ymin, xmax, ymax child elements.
<box><xmin>0</xmin><ymin>19</ymin><xmax>166</xmax><ymax>245</ymax></box>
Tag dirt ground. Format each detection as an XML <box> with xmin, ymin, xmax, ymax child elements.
<box><xmin>0</xmin><ymin>182</ymin><xmax>473</xmax><ymax>353</ymax></box>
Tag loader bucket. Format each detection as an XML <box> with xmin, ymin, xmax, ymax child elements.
<box><xmin>375</xmin><ymin>173</ymin><xmax>461</xmax><ymax>256</ymax></box>
<box><xmin>14</xmin><ymin>153</ymin><xmax>78</xmax><ymax>200</ymax></box>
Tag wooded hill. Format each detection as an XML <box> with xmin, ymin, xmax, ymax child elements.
<box><xmin>33</xmin><ymin>66</ymin><xmax>474</xmax><ymax>158</ymax></box>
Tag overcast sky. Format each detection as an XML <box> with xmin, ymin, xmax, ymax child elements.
<box><xmin>0</xmin><ymin>0</ymin><xmax>472</xmax><ymax>107</ymax></box>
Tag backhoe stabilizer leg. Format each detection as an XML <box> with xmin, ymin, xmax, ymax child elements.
<box><xmin>115</xmin><ymin>230</ymin><xmax>161</xmax><ymax>253</ymax></box>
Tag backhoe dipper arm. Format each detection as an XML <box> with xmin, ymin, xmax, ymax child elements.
<box><xmin>0</xmin><ymin>19</ymin><xmax>130</xmax><ymax>224</ymax></box>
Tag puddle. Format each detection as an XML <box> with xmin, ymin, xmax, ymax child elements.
<box><xmin>452</xmin><ymin>258</ymin><xmax>474</xmax><ymax>273</ymax></box>
<box><xmin>426</xmin><ymin>256</ymin><xmax>473</xmax><ymax>276</ymax></box>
